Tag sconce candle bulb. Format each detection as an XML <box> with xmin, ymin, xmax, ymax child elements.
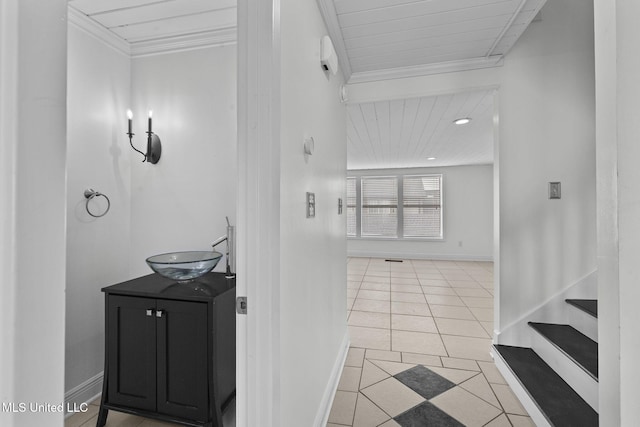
<box><xmin>126</xmin><ymin>109</ymin><xmax>161</xmax><ymax>164</ymax></box>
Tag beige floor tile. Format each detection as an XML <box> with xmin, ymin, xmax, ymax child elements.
<box><xmin>370</xmin><ymin>360</ymin><xmax>416</xmax><ymax>376</ymax></box>
<box><xmin>447</xmin><ymin>280</ymin><xmax>481</xmax><ymax>289</ymax></box>
<box><xmin>345</xmin><ymin>347</ymin><xmax>366</xmax><ymax>367</ymax></box>
<box><xmin>391</xmin><ymin>314</ymin><xmax>438</xmax><ymax>333</ymax></box>
<box><xmin>459</xmin><ymin>373</ymin><xmax>501</xmax><ymax>408</ymax></box>
<box><xmin>401</xmin><ymin>352</ymin><xmax>442</xmax><ymax>366</ymax></box>
<box><xmin>357</xmin><ymin>290</ymin><xmax>391</xmax><ymax>301</ymax></box>
<box><xmin>390</xmin><ymin>284</ymin><xmax>423</xmax><ymax>293</ymax></box>
<box><xmin>347</xmin><ymin>298</ymin><xmax>355</xmax><ymax>310</ymax></box>
<box><xmin>429</xmin><ymin>304</ymin><xmax>475</xmax><ymax>320</ymax></box>
<box><xmin>352</xmin><ymin>299</ymin><xmax>390</xmax><ymax>314</ymax></box>
<box><xmin>418</xmin><ymin>279</ymin><xmax>450</xmax><ymax>287</ymax></box>
<box><xmin>484</xmin><ymin>413</ymin><xmax>512</xmax><ymax>427</ymax></box>
<box><xmin>441</xmin><ymin>271</ymin><xmax>474</xmax><ymax>281</ymax></box>
<box><xmin>478</xmin><ymin>361</ymin><xmax>507</xmax><ymax>385</ymax></box>
<box><xmin>427</xmin><ymin>367</ymin><xmax>478</xmax><ymax>384</ymax></box>
<box><xmin>391</xmin><ymin>301</ymin><xmax>431</xmax><ymax>316</ymax></box>
<box><xmin>391</xmin><ymin>330</ymin><xmax>447</xmax><ymax>356</ymax></box>
<box><xmin>425</xmin><ymin>294</ymin><xmax>466</xmax><ymax>307</ymax></box>
<box><xmin>349</xmin><ymin>326</ymin><xmax>391</xmax><ymax>350</ymax></box>
<box><xmin>391</xmin><ymin>292</ymin><xmax>426</xmax><ymax>303</ymax></box>
<box><xmin>360</xmin><ymin>360</ymin><xmax>391</xmax><ymax>389</ymax></box>
<box><xmin>507</xmin><ymin>414</ymin><xmax>536</xmax><ymax>426</ymax></box>
<box><xmin>360</xmin><ymin>282</ymin><xmax>391</xmax><ymax>292</ymax></box>
<box><xmin>454</xmin><ymin>288</ymin><xmax>493</xmax><ymax>298</ymax></box>
<box><xmin>481</xmin><ymin>321</ymin><xmax>494</xmax><ymax>336</ymax></box>
<box><xmin>378</xmin><ymin>420</ymin><xmax>402</xmax><ymax>427</ymax></box>
<box><xmin>338</xmin><ymin>366</ymin><xmax>362</xmax><ymax>392</ymax></box>
<box><xmin>352</xmin><ymin>393</ymin><xmax>391</xmax><ymax>427</ymax></box>
<box><xmin>328</xmin><ymin>391</ymin><xmax>358</xmax><ymax>425</ymax></box>
<box><xmin>365</xmin><ymin>349</ymin><xmax>402</xmax><ymax>362</ymax></box>
<box><xmin>365</xmin><ymin>270</ymin><xmax>391</xmax><ymax>277</ymax></box>
<box><xmin>431</xmin><ymin>387</ymin><xmax>502</xmax><ymax>427</ymax></box>
<box><xmin>434</xmin><ymin>318</ymin><xmax>491</xmax><ymax>338</ymax></box>
<box><xmin>138</xmin><ymin>418</ymin><xmax>182</xmax><ymax>426</ymax></box>
<box><xmin>469</xmin><ymin>307</ymin><xmax>494</xmax><ymax>321</ymax></box>
<box><xmin>347</xmin><ymin>289</ymin><xmax>359</xmax><ymax>299</ymax></box>
<box><xmin>348</xmin><ymin>281</ymin><xmax>362</xmax><ymax>290</ymax></box>
<box><xmin>363</xmin><ymin>277</ymin><xmax>391</xmax><ymax>285</ymax></box>
<box><xmin>461</xmin><ymin>296</ymin><xmax>494</xmax><ymax>308</ymax></box>
<box><xmin>390</xmin><ymin>271</ymin><xmax>418</xmax><ymax>279</ymax></box>
<box><xmin>491</xmin><ymin>383</ymin><xmax>529</xmax><ymax>416</ymax></box>
<box><xmin>361</xmin><ymin>377</ymin><xmax>425</xmax><ymax>417</ymax></box>
<box><xmin>421</xmin><ymin>286</ymin><xmax>457</xmax><ymax>296</ymax></box>
<box><xmin>348</xmin><ymin>311</ymin><xmax>390</xmax><ymax>329</ymax></box>
<box><xmin>390</xmin><ymin>277</ymin><xmax>420</xmax><ymax>285</ymax></box>
<box><xmin>416</xmin><ymin>273</ymin><xmax>445</xmax><ymax>280</ymax></box>
<box><xmin>64</xmin><ymin>404</ymin><xmax>100</xmax><ymax>427</ymax></box>
<box><xmin>441</xmin><ymin>335</ymin><xmax>493</xmax><ymax>361</ymax></box>
<box><xmin>441</xmin><ymin>357</ymin><xmax>480</xmax><ymax>371</ymax></box>
<box><xmin>348</xmin><ymin>274</ymin><xmax>365</xmax><ymax>281</ymax></box>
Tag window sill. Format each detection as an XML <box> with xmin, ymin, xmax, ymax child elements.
<box><xmin>347</xmin><ymin>236</ymin><xmax>445</xmax><ymax>242</ymax></box>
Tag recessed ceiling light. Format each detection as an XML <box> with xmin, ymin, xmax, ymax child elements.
<box><xmin>453</xmin><ymin>117</ymin><xmax>471</xmax><ymax>125</ymax></box>
<box><xmin>427</xmin><ymin>157</ymin><xmax>436</xmax><ymax>160</ymax></box>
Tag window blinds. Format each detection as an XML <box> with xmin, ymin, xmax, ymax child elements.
<box><xmin>346</xmin><ymin>177</ymin><xmax>356</xmax><ymax>237</ymax></box>
<box><xmin>403</xmin><ymin>175</ymin><xmax>442</xmax><ymax>238</ymax></box>
<box><xmin>361</xmin><ymin>176</ymin><xmax>398</xmax><ymax>237</ymax></box>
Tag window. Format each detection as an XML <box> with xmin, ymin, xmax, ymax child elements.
<box><xmin>346</xmin><ymin>174</ymin><xmax>443</xmax><ymax>239</ymax></box>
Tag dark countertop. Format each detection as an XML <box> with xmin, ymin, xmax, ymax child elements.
<box><xmin>102</xmin><ymin>272</ymin><xmax>236</xmax><ymax>302</ymax></box>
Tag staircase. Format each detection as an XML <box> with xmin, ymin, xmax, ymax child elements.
<box><xmin>493</xmin><ymin>299</ymin><xmax>599</xmax><ymax>426</ymax></box>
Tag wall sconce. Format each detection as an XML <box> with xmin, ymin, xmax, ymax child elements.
<box><xmin>126</xmin><ymin>109</ymin><xmax>162</xmax><ymax>164</ymax></box>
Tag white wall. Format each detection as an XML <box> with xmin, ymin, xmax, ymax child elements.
<box><xmin>65</xmin><ymin>23</ymin><xmax>132</xmax><ymax>403</ymax></box>
<box><xmin>0</xmin><ymin>0</ymin><xmax>68</xmax><ymax>426</ymax></box>
<box><xmin>496</xmin><ymin>0</ymin><xmax>596</xmax><ymax>337</ymax></box>
<box><xmin>129</xmin><ymin>46</ymin><xmax>237</xmax><ymax>277</ymax></box>
<box><xmin>347</xmin><ymin>165</ymin><xmax>493</xmax><ymax>261</ymax></box>
<box><xmin>279</xmin><ymin>0</ymin><xmax>348</xmax><ymax>425</ymax></box>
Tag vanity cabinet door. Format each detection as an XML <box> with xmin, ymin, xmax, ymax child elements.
<box><xmin>107</xmin><ymin>295</ymin><xmax>157</xmax><ymax>411</ymax></box>
<box><xmin>156</xmin><ymin>299</ymin><xmax>209</xmax><ymax>421</ymax></box>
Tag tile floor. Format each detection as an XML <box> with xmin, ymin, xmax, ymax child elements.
<box><xmin>327</xmin><ymin>257</ymin><xmax>533</xmax><ymax>427</ymax></box>
<box><xmin>64</xmin><ymin>398</ymin><xmax>235</xmax><ymax>427</ymax></box>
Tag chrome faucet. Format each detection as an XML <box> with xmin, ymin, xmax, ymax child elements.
<box><xmin>212</xmin><ymin>217</ymin><xmax>235</xmax><ymax>279</ymax></box>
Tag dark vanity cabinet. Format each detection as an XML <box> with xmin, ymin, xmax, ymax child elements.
<box><xmin>97</xmin><ymin>273</ymin><xmax>235</xmax><ymax>427</ymax></box>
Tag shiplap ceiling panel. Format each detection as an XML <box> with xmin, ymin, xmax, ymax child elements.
<box><xmin>68</xmin><ymin>0</ymin><xmax>236</xmax><ymax>46</ymax></box>
<box><xmin>347</xmin><ymin>90</ymin><xmax>494</xmax><ymax>170</ymax></box>
<box><xmin>323</xmin><ymin>0</ymin><xmax>547</xmax><ymax>78</ymax></box>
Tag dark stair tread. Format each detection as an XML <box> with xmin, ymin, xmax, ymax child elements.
<box><xmin>494</xmin><ymin>345</ymin><xmax>598</xmax><ymax>427</ymax></box>
<box><xmin>528</xmin><ymin>322</ymin><xmax>598</xmax><ymax>380</ymax></box>
<box><xmin>565</xmin><ymin>299</ymin><xmax>598</xmax><ymax>318</ymax></box>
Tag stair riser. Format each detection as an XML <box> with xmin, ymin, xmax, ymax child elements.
<box><xmin>491</xmin><ymin>348</ymin><xmax>553</xmax><ymax>427</ymax></box>
<box><xmin>567</xmin><ymin>306</ymin><xmax>598</xmax><ymax>342</ymax></box>
<box><xmin>530</xmin><ymin>331</ymin><xmax>598</xmax><ymax>412</ymax></box>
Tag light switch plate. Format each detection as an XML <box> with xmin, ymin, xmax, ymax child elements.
<box><xmin>306</xmin><ymin>192</ymin><xmax>315</xmax><ymax>218</ymax></box>
<box><xmin>549</xmin><ymin>182</ymin><xmax>561</xmax><ymax>199</ymax></box>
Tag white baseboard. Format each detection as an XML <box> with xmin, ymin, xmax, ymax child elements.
<box><xmin>314</xmin><ymin>331</ymin><xmax>350</xmax><ymax>427</ymax></box>
<box><xmin>64</xmin><ymin>372</ymin><xmax>103</xmax><ymax>417</ymax></box>
<box><xmin>347</xmin><ymin>250</ymin><xmax>493</xmax><ymax>262</ymax></box>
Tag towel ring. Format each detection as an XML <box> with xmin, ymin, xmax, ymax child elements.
<box><xmin>84</xmin><ymin>189</ymin><xmax>111</xmax><ymax>218</ymax></box>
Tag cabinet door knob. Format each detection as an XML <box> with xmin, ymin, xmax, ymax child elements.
<box><xmin>146</xmin><ymin>309</ymin><xmax>154</xmax><ymax>317</ymax></box>
<box><xmin>156</xmin><ymin>310</ymin><xmax>164</xmax><ymax>318</ymax></box>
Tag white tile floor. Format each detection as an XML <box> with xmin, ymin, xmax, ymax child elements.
<box><xmin>327</xmin><ymin>257</ymin><xmax>533</xmax><ymax>427</ymax></box>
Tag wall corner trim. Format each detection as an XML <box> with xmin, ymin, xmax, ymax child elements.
<box><xmin>64</xmin><ymin>371</ymin><xmax>103</xmax><ymax>417</ymax></box>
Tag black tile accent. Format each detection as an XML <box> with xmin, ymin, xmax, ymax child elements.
<box><xmin>394</xmin><ymin>365</ymin><xmax>456</xmax><ymax>400</ymax></box>
<box><xmin>394</xmin><ymin>401</ymin><xmax>465</xmax><ymax>427</ymax></box>
<box><xmin>528</xmin><ymin>322</ymin><xmax>598</xmax><ymax>380</ymax></box>
<box><xmin>385</xmin><ymin>259</ymin><xmax>404</xmax><ymax>262</ymax></box>
<box><xmin>565</xmin><ymin>299</ymin><xmax>598</xmax><ymax>318</ymax></box>
<box><xmin>494</xmin><ymin>345</ymin><xmax>598</xmax><ymax>427</ymax></box>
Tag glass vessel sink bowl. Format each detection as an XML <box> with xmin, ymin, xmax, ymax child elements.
<box><xmin>146</xmin><ymin>251</ymin><xmax>223</xmax><ymax>281</ymax></box>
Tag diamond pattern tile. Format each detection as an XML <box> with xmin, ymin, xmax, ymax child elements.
<box><xmin>394</xmin><ymin>366</ymin><xmax>456</xmax><ymax>400</ymax></box>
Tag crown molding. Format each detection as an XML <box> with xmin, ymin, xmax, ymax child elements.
<box><xmin>68</xmin><ymin>6</ymin><xmax>237</xmax><ymax>58</ymax></box>
<box><xmin>316</xmin><ymin>0</ymin><xmax>352</xmax><ymax>81</ymax></box>
<box><xmin>68</xmin><ymin>6</ymin><xmax>130</xmax><ymax>57</ymax></box>
<box><xmin>348</xmin><ymin>56</ymin><xmax>504</xmax><ymax>84</ymax></box>
<box><xmin>130</xmin><ymin>28</ymin><xmax>237</xmax><ymax>57</ymax></box>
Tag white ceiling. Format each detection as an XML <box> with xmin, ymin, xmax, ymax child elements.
<box><xmin>68</xmin><ymin>0</ymin><xmax>236</xmax><ymax>48</ymax></box>
<box><xmin>347</xmin><ymin>90</ymin><xmax>494</xmax><ymax>170</ymax></box>
<box><xmin>68</xmin><ymin>0</ymin><xmax>544</xmax><ymax>170</ymax></box>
